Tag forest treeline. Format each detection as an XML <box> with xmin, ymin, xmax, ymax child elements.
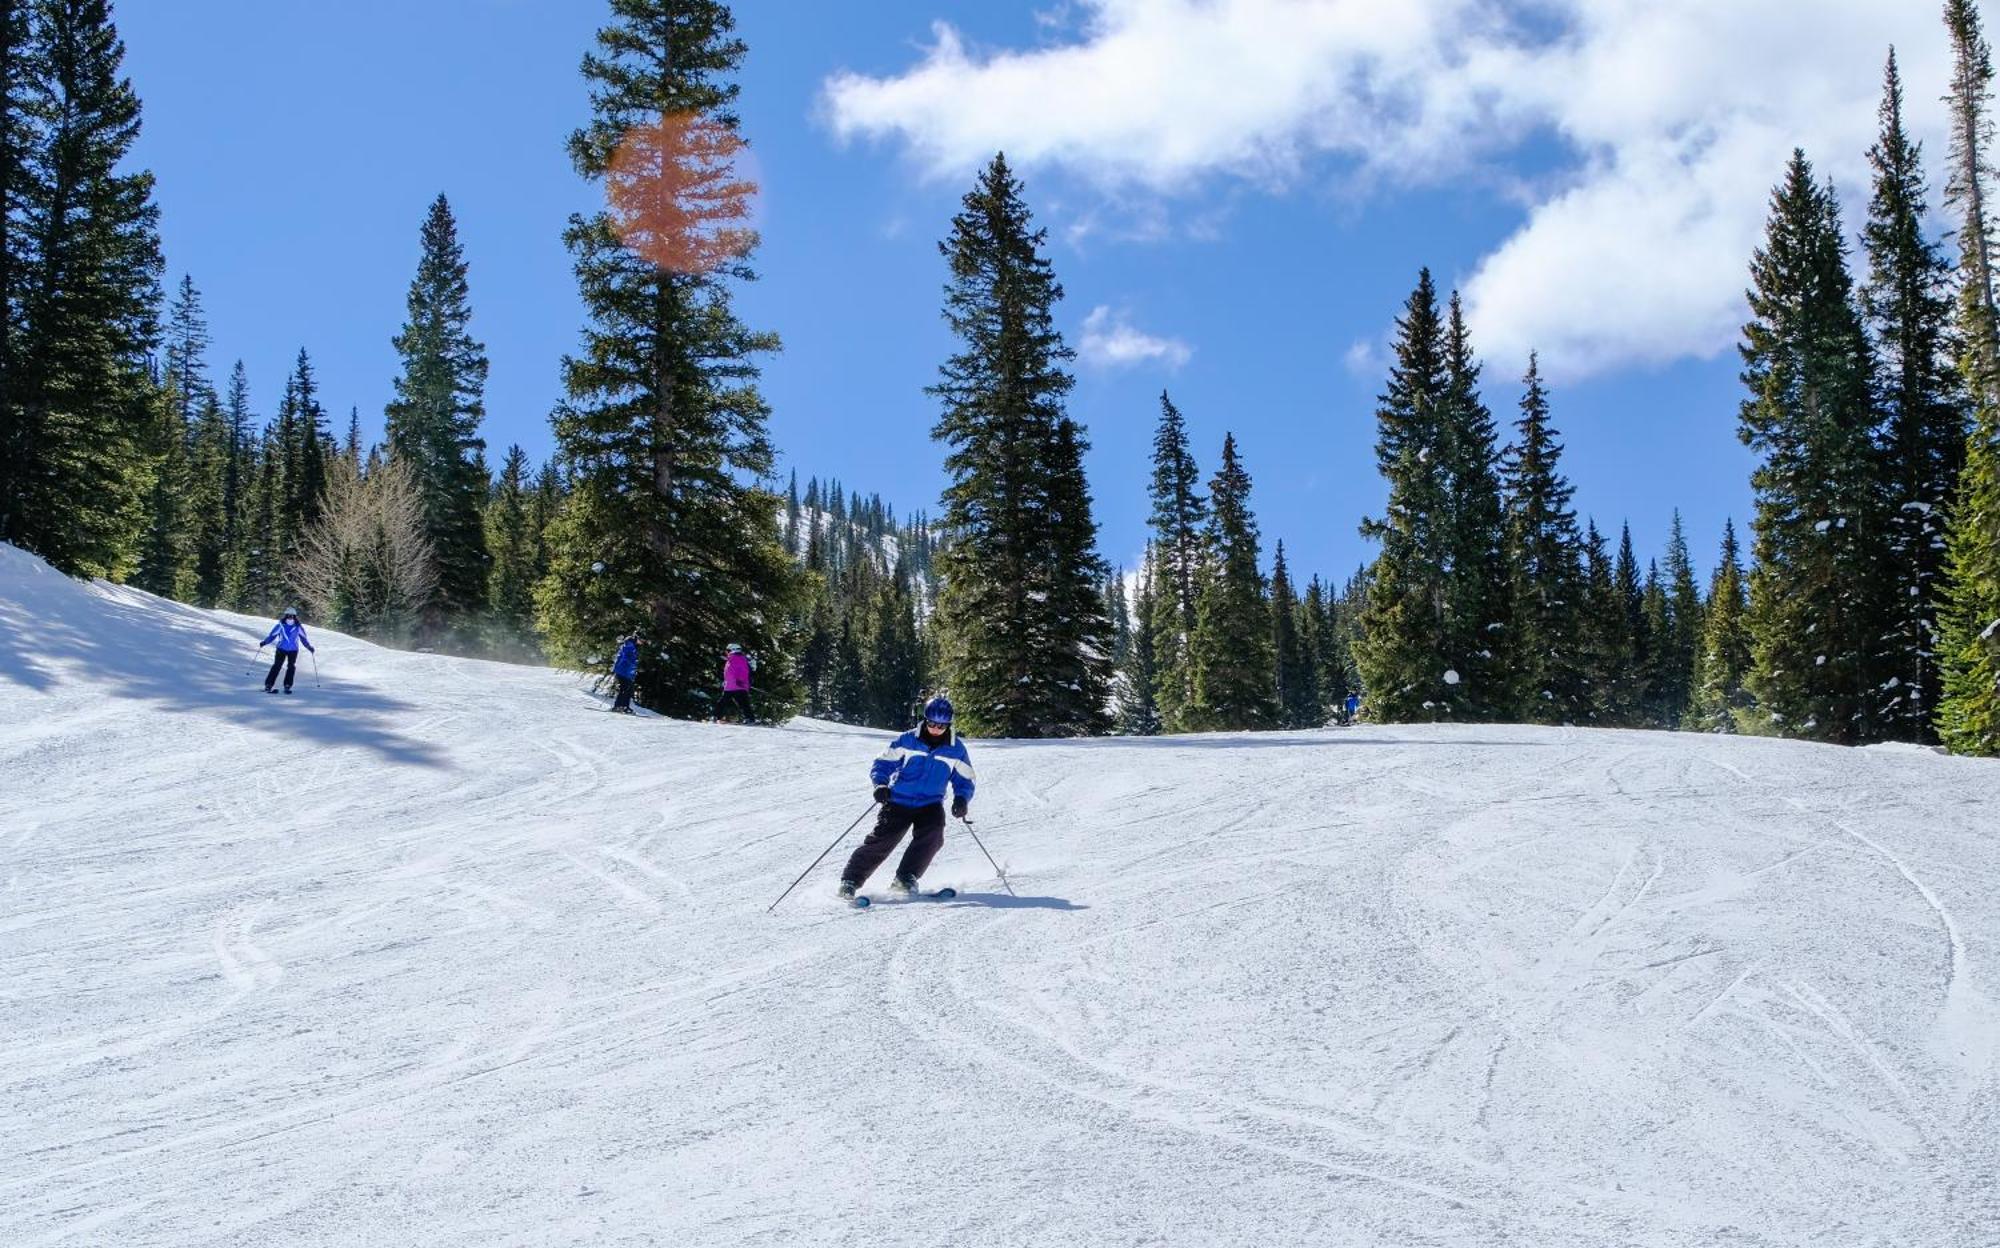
<box><xmin>2</xmin><ymin>0</ymin><xmax>1996</xmax><ymax>754</ymax></box>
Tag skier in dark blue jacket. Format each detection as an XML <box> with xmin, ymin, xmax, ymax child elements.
<box><xmin>259</xmin><ymin>608</ymin><xmax>315</xmax><ymax>694</ymax></box>
<box><xmin>610</xmin><ymin>634</ymin><xmax>641</xmax><ymax>713</ymax></box>
<box><xmin>839</xmin><ymin>695</ymin><xmax>975</xmax><ymax>899</ymax></box>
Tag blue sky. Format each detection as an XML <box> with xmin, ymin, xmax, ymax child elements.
<box><xmin>119</xmin><ymin>1</ymin><xmax>1951</xmax><ymax>587</ymax></box>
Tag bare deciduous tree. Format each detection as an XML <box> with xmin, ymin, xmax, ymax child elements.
<box><xmin>294</xmin><ymin>454</ymin><xmax>439</xmax><ymax>644</ymax></box>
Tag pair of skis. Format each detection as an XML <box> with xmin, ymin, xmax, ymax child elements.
<box><xmin>848</xmin><ymin>886</ymin><xmax>957</xmax><ymax>909</ymax></box>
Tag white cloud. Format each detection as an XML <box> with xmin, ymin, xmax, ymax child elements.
<box><xmin>1080</xmin><ymin>305</ymin><xmax>1194</xmax><ymax>370</ymax></box>
<box><xmin>824</xmin><ymin>0</ymin><xmax>1951</xmax><ymax>379</ymax></box>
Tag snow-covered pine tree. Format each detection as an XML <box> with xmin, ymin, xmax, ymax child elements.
<box><xmin>1947</xmin><ymin>0</ymin><xmax>2000</xmax><ymax>405</ymax></box>
<box><xmin>1270</xmin><ymin>540</ymin><xmax>1318</xmax><ymax>728</ymax></box>
<box><xmin>0</xmin><ymin>0</ymin><xmax>161</xmax><ymax>578</ymax></box>
<box><xmin>1187</xmin><ymin>433</ymin><xmax>1277</xmax><ymax>731</ymax></box>
<box><xmin>1355</xmin><ymin>270</ymin><xmax>1458</xmax><ymax>722</ymax></box>
<box><xmin>386</xmin><ymin>193</ymin><xmax>490</xmax><ymax>633</ymax></box>
<box><xmin>865</xmin><ymin>563</ymin><xmax>924</xmax><ymax>729</ymax></box>
<box><xmin>1692</xmin><ymin>520</ymin><xmax>1753</xmax><ymax>732</ymax></box>
<box><xmin>536</xmin><ymin>0</ymin><xmax>803</xmax><ymax>718</ymax></box>
<box><xmin>1660</xmin><ymin>512</ymin><xmax>1704</xmax><ymax>727</ymax></box>
<box><xmin>1147</xmin><ymin>390</ymin><xmax>1207</xmax><ymax>731</ymax></box>
<box><xmin>1441</xmin><ymin>293</ymin><xmax>1510</xmax><ymax>720</ymax></box>
<box><xmin>1499</xmin><ymin>353</ymin><xmax>1586</xmax><ymax>723</ymax></box>
<box><xmin>929</xmin><ymin>153</ymin><xmax>1111</xmax><ymax>738</ymax></box>
<box><xmin>1864</xmin><ymin>50</ymin><xmax>1969</xmax><ymax>742</ymax></box>
<box><xmin>1740</xmin><ymin>150</ymin><xmax>1893</xmax><ymax>744</ymax></box>
<box><xmin>1117</xmin><ymin>546</ymin><xmax>1164</xmax><ymax>736</ymax></box>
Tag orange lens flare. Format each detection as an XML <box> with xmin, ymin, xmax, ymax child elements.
<box><xmin>606</xmin><ymin>113</ymin><xmax>759</xmax><ymax>275</ymax></box>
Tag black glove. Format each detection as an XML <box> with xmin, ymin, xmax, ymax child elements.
<box><xmin>951</xmin><ymin>797</ymin><xmax>968</xmax><ymax>820</ymax></box>
<box><xmin>873</xmin><ymin>786</ymin><xmax>892</xmax><ymax>805</ymax></box>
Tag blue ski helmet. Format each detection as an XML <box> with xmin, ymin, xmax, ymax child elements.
<box><xmin>922</xmin><ymin>695</ymin><xmax>954</xmax><ymax>726</ymax></box>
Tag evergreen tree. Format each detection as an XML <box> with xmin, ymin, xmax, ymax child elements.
<box><xmin>1147</xmin><ymin>390</ymin><xmax>1208</xmax><ymax>729</ymax></box>
<box><xmin>1660</xmin><ymin>511</ymin><xmax>1704</xmax><ymax>727</ymax></box>
<box><xmin>535</xmin><ymin>0</ymin><xmax>803</xmax><ymax>718</ymax></box>
<box><xmin>385</xmin><ymin>193</ymin><xmax>489</xmax><ymax>629</ymax></box>
<box><xmin>1937</xmin><ymin>402</ymin><xmax>2000</xmax><ymax>754</ymax></box>
<box><xmin>1740</xmin><ymin>150</ymin><xmax>1892</xmax><ymax>744</ymax></box>
<box><xmin>828</xmin><ymin>614</ymin><xmax>866</xmax><ymax>723</ymax></box>
<box><xmin>1105</xmin><ymin>567</ymin><xmax>1133</xmax><ymax>673</ymax></box>
<box><xmin>1610</xmin><ymin>523</ymin><xmax>1648</xmax><ymax>722</ymax></box>
<box><xmin>274</xmin><ymin>348</ymin><xmax>329</xmax><ymax>595</ymax></box>
<box><xmin>1270</xmin><ymin>540</ymin><xmax>1318</xmax><ymax>728</ymax></box>
<box><xmin>1355</xmin><ymin>270</ymin><xmax>1458</xmax><ymax>721</ymax></box>
<box><xmin>928</xmin><ymin>153</ymin><xmax>1111</xmax><ymax>737</ymax></box>
<box><xmin>784</xmin><ymin>468</ymin><xmax>801</xmax><ymax>555</ymax></box>
<box><xmin>0</xmin><ymin>0</ymin><xmax>25</xmax><ymax>532</ymax></box>
<box><xmin>485</xmin><ymin>443</ymin><xmax>538</xmax><ymax>644</ymax></box>
<box><xmin>865</xmin><ymin>567</ymin><xmax>924</xmax><ymax>729</ymax></box>
<box><xmin>1302</xmin><ymin>575</ymin><xmax>1347</xmax><ymax>721</ymax></box>
<box><xmin>1187</xmin><ymin>433</ymin><xmax>1277</xmax><ymax>730</ymax></box>
<box><xmin>186</xmin><ymin>387</ymin><xmax>231</xmax><ymax>604</ymax></box>
<box><xmin>1498</xmin><ymin>353</ymin><xmax>1585</xmax><ymax>722</ymax></box>
<box><xmin>1693</xmin><ymin>520</ymin><xmax>1753</xmax><ymax>732</ymax></box>
<box><xmin>1117</xmin><ymin>545</ymin><xmax>1164</xmax><ymax>735</ymax></box>
<box><xmin>1864</xmin><ymin>50</ymin><xmax>1970</xmax><ymax>741</ymax></box>
<box><xmin>1947</xmin><ymin>0</ymin><xmax>2000</xmax><ymax>404</ymax></box>
<box><xmin>1639</xmin><ymin>561</ymin><xmax>1672</xmax><ymax>726</ymax></box>
<box><xmin>132</xmin><ymin>368</ymin><xmax>193</xmax><ymax>598</ymax></box>
<box><xmin>1440</xmin><ymin>292</ymin><xmax>1510</xmax><ymax>719</ymax></box>
<box><xmin>1577</xmin><ymin>519</ymin><xmax>1626</xmax><ymax>722</ymax></box>
<box><xmin>0</xmin><ymin>0</ymin><xmax>161</xmax><ymax>576</ymax></box>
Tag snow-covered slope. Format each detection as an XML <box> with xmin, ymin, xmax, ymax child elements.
<box><xmin>3</xmin><ymin>543</ymin><xmax>1997</xmax><ymax>1247</ymax></box>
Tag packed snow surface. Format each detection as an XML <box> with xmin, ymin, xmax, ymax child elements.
<box><xmin>3</xmin><ymin>543</ymin><xmax>1998</xmax><ymax>1247</ymax></box>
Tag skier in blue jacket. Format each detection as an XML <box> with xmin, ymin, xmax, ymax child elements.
<box><xmin>610</xmin><ymin>634</ymin><xmax>641</xmax><ymax>713</ymax></box>
<box><xmin>839</xmin><ymin>695</ymin><xmax>975</xmax><ymax>899</ymax></box>
<box><xmin>259</xmin><ymin>608</ymin><xmax>315</xmax><ymax>694</ymax></box>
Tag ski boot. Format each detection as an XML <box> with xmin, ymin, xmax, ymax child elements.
<box><xmin>890</xmin><ymin>873</ymin><xmax>919</xmax><ymax>896</ymax></box>
<box><xmin>836</xmin><ymin>880</ymin><xmax>859</xmax><ymax>901</ymax></box>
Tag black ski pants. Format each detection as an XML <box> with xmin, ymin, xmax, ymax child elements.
<box><xmin>264</xmin><ymin>648</ymin><xmax>298</xmax><ymax>691</ymax></box>
<box><xmin>842</xmin><ymin>801</ymin><xmax>945</xmax><ymax>887</ymax></box>
<box><xmin>612</xmin><ymin>676</ymin><xmax>636</xmax><ymax>711</ymax></box>
<box><xmin>717</xmin><ymin>689</ymin><xmax>754</xmax><ymax>722</ymax></box>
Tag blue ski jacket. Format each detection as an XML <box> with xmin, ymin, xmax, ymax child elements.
<box><xmin>262</xmin><ymin>619</ymin><xmax>314</xmax><ymax>653</ymax></box>
<box><xmin>613</xmin><ymin>639</ymin><xmax>639</xmax><ymax>680</ymax></box>
<box><xmin>870</xmin><ymin>728</ymin><xmax>975</xmax><ymax>809</ymax></box>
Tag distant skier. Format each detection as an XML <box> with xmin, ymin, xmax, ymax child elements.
<box><xmin>258</xmin><ymin>608</ymin><xmax>315</xmax><ymax>695</ymax></box>
<box><xmin>839</xmin><ymin>695</ymin><xmax>975</xmax><ymax>900</ymax></box>
<box><xmin>717</xmin><ymin>643</ymin><xmax>754</xmax><ymax>724</ymax></box>
<box><xmin>610</xmin><ymin>634</ymin><xmax>641</xmax><ymax>714</ymax></box>
<box><xmin>1344</xmin><ymin>691</ymin><xmax>1361</xmax><ymax>724</ymax></box>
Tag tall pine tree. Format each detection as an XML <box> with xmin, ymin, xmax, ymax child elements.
<box><xmin>1270</xmin><ymin>540</ymin><xmax>1318</xmax><ymax>728</ymax></box>
<box><xmin>1864</xmin><ymin>49</ymin><xmax>1969</xmax><ymax>741</ymax></box>
<box><xmin>1947</xmin><ymin>0</ymin><xmax>2000</xmax><ymax>405</ymax></box>
<box><xmin>536</xmin><ymin>0</ymin><xmax>803</xmax><ymax>718</ymax></box>
<box><xmin>1692</xmin><ymin>520</ymin><xmax>1752</xmax><ymax>733</ymax></box>
<box><xmin>928</xmin><ymin>153</ymin><xmax>1111</xmax><ymax>737</ymax></box>
<box><xmin>1147</xmin><ymin>390</ymin><xmax>1207</xmax><ymax>731</ymax></box>
<box><xmin>1355</xmin><ymin>270</ymin><xmax>1458</xmax><ymax>721</ymax></box>
<box><xmin>1117</xmin><ymin>546</ymin><xmax>1164</xmax><ymax>735</ymax></box>
<box><xmin>1740</xmin><ymin>151</ymin><xmax>1891</xmax><ymax>744</ymax></box>
<box><xmin>1</xmin><ymin>0</ymin><xmax>161</xmax><ymax>576</ymax></box>
<box><xmin>1660</xmin><ymin>512</ymin><xmax>1704</xmax><ymax>727</ymax></box>
<box><xmin>1187</xmin><ymin>433</ymin><xmax>1277</xmax><ymax>730</ymax></box>
<box><xmin>1440</xmin><ymin>293</ymin><xmax>1510</xmax><ymax>720</ymax></box>
<box><xmin>386</xmin><ymin>193</ymin><xmax>489</xmax><ymax>630</ymax></box>
<box><xmin>1499</xmin><ymin>353</ymin><xmax>1585</xmax><ymax>722</ymax></box>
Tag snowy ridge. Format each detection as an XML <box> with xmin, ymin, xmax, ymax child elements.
<box><xmin>2</xmin><ymin>543</ymin><xmax>1998</xmax><ymax>1246</ymax></box>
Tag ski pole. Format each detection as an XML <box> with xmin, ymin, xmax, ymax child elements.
<box><xmin>311</xmin><ymin>651</ymin><xmax>320</xmax><ymax>688</ymax></box>
<box><xmin>766</xmin><ymin>801</ymin><xmax>878</xmax><ymax>914</ymax></box>
<box><xmin>959</xmin><ymin>815</ymin><xmax>1017</xmax><ymax>897</ymax></box>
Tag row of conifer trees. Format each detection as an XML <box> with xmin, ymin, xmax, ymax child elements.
<box><xmin>4</xmin><ymin>0</ymin><xmax>1996</xmax><ymax>755</ymax></box>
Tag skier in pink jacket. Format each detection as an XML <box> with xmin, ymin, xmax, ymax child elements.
<box><xmin>717</xmin><ymin>643</ymin><xmax>755</xmax><ymax>723</ymax></box>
